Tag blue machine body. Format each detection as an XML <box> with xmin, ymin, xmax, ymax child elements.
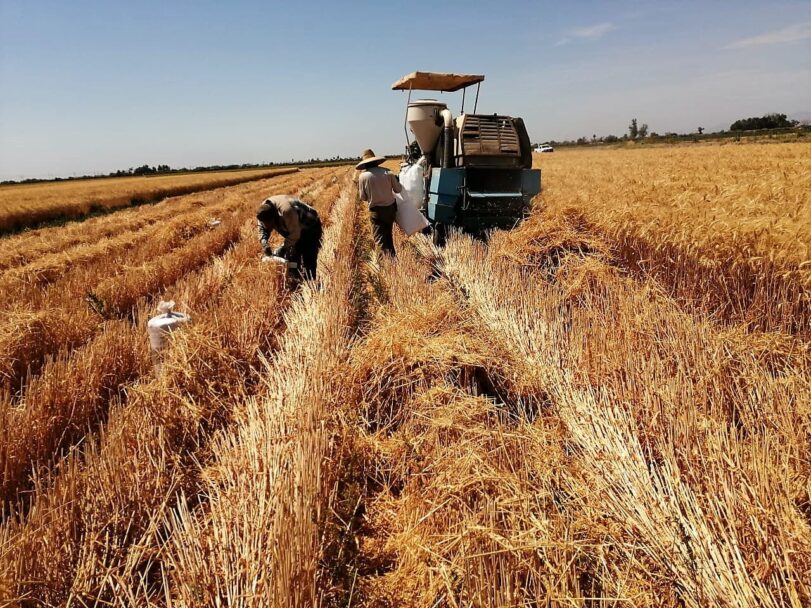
<box><xmin>427</xmin><ymin>168</ymin><xmax>464</xmax><ymax>223</ymax></box>
<box><xmin>428</xmin><ymin>167</ymin><xmax>541</xmax><ymax>232</ymax></box>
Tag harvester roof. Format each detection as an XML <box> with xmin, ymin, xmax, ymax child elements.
<box><xmin>392</xmin><ymin>71</ymin><xmax>485</xmax><ymax>92</ymax></box>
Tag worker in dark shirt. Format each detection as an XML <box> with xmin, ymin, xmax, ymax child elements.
<box><xmin>257</xmin><ymin>195</ymin><xmax>323</xmax><ymax>280</ymax></box>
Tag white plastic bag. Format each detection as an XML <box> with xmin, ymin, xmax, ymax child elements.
<box><xmin>399</xmin><ymin>161</ymin><xmax>426</xmax><ymax>210</ymax></box>
<box><xmin>394</xmin><ymin>193</ymin><xmax>429</xmax><ymax>236</ymax></box>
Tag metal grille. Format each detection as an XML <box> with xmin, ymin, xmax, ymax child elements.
<box><xmin>460</xmin><ymin>115</ymin><xmax>520</xmax><ymax>156</ymax></box>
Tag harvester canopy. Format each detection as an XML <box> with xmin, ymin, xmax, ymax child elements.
<box><xmin>392</xmin><ymin>72</ymin><xmax>485</xmax><ymax>92</ymax></box>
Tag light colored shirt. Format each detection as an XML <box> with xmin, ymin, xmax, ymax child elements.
<box><xmin>358</xmin><ymin>167</ymin><xmax>402</xmax><ymax>208</ymax></box>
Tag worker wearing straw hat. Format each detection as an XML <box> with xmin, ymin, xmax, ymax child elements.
<box><xmin>357</xmin><ymin>149</ymin><xmax>402</xmax><ymax>256</ymax></box>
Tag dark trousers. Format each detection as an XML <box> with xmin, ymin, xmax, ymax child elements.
<box><xmin>370</xmin><ymin>201</ymin><xmax>396</xmax><ymax>256</ymax></box>
<box><xmin>296</xmin><ymin>223</ymin><xmax>323</xmax><ymax>280</ymax></box>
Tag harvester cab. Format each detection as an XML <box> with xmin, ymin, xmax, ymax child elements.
<box><xmin>393</xmin><ymin>71</ymin><xmax>541</xmax><ymax>245</ymax></box>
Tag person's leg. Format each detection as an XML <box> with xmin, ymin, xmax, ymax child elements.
<box><xmin>300</xmin><ymin>225</ymin><xmax>322</xmax><ymax>280</ymax></box>
<box><xmin>369</xmin><ymin>208</ymin><xmax>386</xmax><ymax>252</ymax></box>
<box><xmin>371</xmin><ymin>203</ymin><xmax>396</xmax><ymax>256</ymax></box>
<box><xmin>383</xmin><ymin>203</ymin><xmax>396</xmax><ymax>256</ymax></box>
<box><xmin>382</xmin><ymin>217</ymin><xmax>395</xmax><ymax>255</ymax></box>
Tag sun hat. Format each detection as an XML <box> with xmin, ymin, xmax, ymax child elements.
<box><xmin>355</xmin><ymin>149</ymin><xmax>387</xmax><ymax>170</ymax></box>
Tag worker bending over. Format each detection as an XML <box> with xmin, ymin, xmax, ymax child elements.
<box><xmin>257</xmin><ymin>195</ymin><xmax>323</xmax><ymax>280</ymax></box>
<box><xmin>357</xmin><ymin>149</ymin><xmax>401</xmax><ymax>256</ymax></box>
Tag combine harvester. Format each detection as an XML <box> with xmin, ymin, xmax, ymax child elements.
<box><xmin>393</xmin><ymin>71</ymin><xmax>541</xmax><ymax>244</ymax></box>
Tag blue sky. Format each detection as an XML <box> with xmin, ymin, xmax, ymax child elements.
<box><xmin>1</xmin><ymin>0</ymin><xmax>809</xmax><ymax>180</ymax></box>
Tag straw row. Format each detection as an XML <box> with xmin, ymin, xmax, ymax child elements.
<box><xmin>156</xmin><ymin>176</ymin><xmax>364</xmax><ymax>606</ymax></box>
<box><xmin>0</xmin><ymin>169</ymin><xmax>349</xmax><ymax>605</ymax></box>
<box><xmin>0</xmin><ymin>169</ymin><xmax>335</xmax><ymax>395</ymax></box>
<box><xmin>319</xmin><ymin>211</ymin><xmax>809</xmax><ymax>606</ymax></box>
<box><xmin>435</xmin><ymin>229</ymin><xmax>810</xmax><ymax>606</ymax></box>
<box><xmin>0</xmin><ymin>167</ymin><xmax>299</xmax><ymax>234</ymax></box>
<box><xmin>0</xmin><ymin>169</ymin><xmax>339</xmax><ymax>512</ymax></box>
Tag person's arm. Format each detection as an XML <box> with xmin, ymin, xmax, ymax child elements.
<box><xmin>278</xmin><ymin>206</ymin><xmax>302</xmax><ymax>259</ymax></box>
<box><xmin>358</xmin><ymin>173</ymin><xmax>369</xmax><ymax>202</ymax></box>
<box><xmin>390</xmin><ymin>172</ymin><xmax>402</xmax><ymax>194</ymax></box>
<box><xmin>257</xmin><ymin>220</ymin><xmax>273</xmax><ymax>255</ymax></box>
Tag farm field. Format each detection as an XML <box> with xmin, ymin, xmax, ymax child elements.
<box><xmin>0</xmin><ymin>141</ymin><xmax>809</xmax><ymax>607</ymax></box>
<box><xmin>534</xmin><ymin>143</ymin><xmax>811</xmax><ymax>336</ymax></box>
<box><xmin>0</xmin><ymin>166</ymin><xmax>299</xmax><ymax>234</ymax></box>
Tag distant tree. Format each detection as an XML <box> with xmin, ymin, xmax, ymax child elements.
<box><xmin>132</xmin><ymin>164</ymin><xmax>155</xmax><ymax>176</ymax></box>
<box><xmin>697</xmin><ymin>126</ymin><xmax>704</xmax><ymax>135</ymax></box>
<box><xmin>576</xmin><ymin>136</ymin><xmax>589</xmax><ymax>145</ymax></box>
<box><xmin>638</xmin><ymin>123</ymin><xmax>649</xmax><ymax>138</ymax></box>
<box><xmin>730</xmin><ymin>113</ymin><xmax>798</xmax><ymax>131</ymax></box>
<box><xmin>604</xmin><ymin>134</ymin><xmax>620</xmax><ymax>143</ymax></box>
<box><xmin>629</xmin><ymin>118</ymin><xmax>639</xmax><ymax>139</ymax></box>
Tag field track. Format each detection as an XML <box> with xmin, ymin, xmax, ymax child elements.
<box><xmin>0</xmin><ymin>142</ymin><xmax>809</xmax><ymax>607</ymax></box>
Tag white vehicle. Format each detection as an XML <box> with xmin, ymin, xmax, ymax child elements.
<box><xmin>534</xmin><ymin>144</ymin><xmax>554</xmax><ymax>153</ymax></box>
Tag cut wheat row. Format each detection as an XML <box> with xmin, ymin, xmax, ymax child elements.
<box><xmin>430</xmin><ymin>224</ymin><xmax>809</xmax><ymax>606</ymax></box>
<box><xmin>0</xmin><ymin>170</ymin><xmax>338</xmax><ymax>508</ymax></box>
<box><xmin>0</xmin><ymin>167</ymin><xmax>300</xmax><ymax>234</ymax></box>
<box><xmin>0</xmin><ymin>168</ymin><xmax>340</xmax><ymax>272</ymax></box>
<box><xmin>310</xmin><ymin>210</ymin><xmax>809</xmax><ymax>606</ymax></box>
<box><xmin>0</xmin><ymin>169</ymin><xmax>318</xmax><ymax>297</ymax></box>
<box><xmin>153</xmin><ymin>177</ymin><xmax>364</xmax><ymax>606</ymax></box>
<box><xmin>0</xmin><ymin>207</ymin><xmax>246</xmax><ymax>397</ymax></box>
<box><xmin>0</xmin><ymin>169</ymin><xmax>336</xmax><ymax>395</ymax></box>
<box><xmin>0</xmin><ymin>171</ymin><xmax>349</xmax><ymax>605</ymax></box>
<box><xmin>0</xmin><ymin>223</ymin><xmax>250</xmax><ymax>510</ymax></box>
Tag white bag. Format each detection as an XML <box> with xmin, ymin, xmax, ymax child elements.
<box><xmin>394</xmin><ymin>192</ymin><xmax>429</xmax><ymax>236</ymax></box>
<box><xmin>399</xmin><ymin>161</ymin><xmax>426</xmax><ymax>210</ymax></box>
<box><xmin>147</xmin><ymin>300</ymin><xmax>191</xmax><ymax>352</ymax></box>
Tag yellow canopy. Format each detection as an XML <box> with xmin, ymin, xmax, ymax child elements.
<box><xmin>392</xmin><ymin>71</ymin><xmax>485</xmax><ymax>92</ymax></box>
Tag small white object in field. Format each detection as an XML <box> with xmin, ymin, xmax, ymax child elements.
<box><xmin>209</xmin><ymin>219</ymin><xmax>221</xmax><ymax>227</ymax></box>
<box><xmin>261</xmin><ymin>255</ymin><xmax>288</xmax><ymax>265</ymax></box>
<box><xmin>147</xmin><ymin>300</ymin><xmax>191</xmax><ymax>352</ymax></box>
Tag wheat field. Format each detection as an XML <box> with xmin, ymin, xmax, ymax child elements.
<box><xmin>0</xmin><ymin>167</ymin><xmax>298</xmax><ymax>234</ymax></box>
<box><xmin>0</xmin><ymin>141</ymin><xmax>809</xmax><ymax>607</ymax></box>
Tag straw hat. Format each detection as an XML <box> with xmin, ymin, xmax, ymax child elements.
<box><xmin>356</xmin><ymin>149</ymin><xmax>386</xmax><ymax>170</ymax></box>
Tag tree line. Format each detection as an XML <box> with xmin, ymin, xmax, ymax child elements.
<box><xmin>2</xmin><ymin>155</ymin><xmax>361</xmax><ymax>186</ymax></box>
<box><xmin>542</xmin><ymin>113</ymin><xmax>807</xmax><ymax>148</ymax></box>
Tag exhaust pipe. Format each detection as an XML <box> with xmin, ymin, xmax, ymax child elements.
<box><xmin>440</xmin><ymin>109</ymin><xmax>454</xmax><ymax>168</ymax></box>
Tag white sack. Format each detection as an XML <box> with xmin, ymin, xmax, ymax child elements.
<box><xmin>399</xmin><ymin>161</ymin><xmax>426</xmax><ymax>210</ymax></box>
<box><xmin>394</xmin><ymin>193</ymin><xmax>429</xmax><ymax>236</ymax></box>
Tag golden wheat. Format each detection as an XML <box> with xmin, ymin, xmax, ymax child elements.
<box><xmin>0</xmin><ymin>169</ymin><xmax>349</xmax><ymax>604</ymax></box>
<box><xmin>0</xmin><ymin>167</ymin><xmax>299</xmax><ymax>233</ymax></box>
<box><xmin>533</xmin><ymin>142</ymin><xmax>811</xmax><ymax>335</ymax></box>
<box><xmin>0</xmin><ymin>142</ymin><xmax>808</xmax><ymax>607</ymax></box>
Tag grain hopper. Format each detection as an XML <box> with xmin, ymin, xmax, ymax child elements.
<box><xmin>393</xmin><ymin>71</ymin><xmax>541</xmax><ymax>244</ymax></box>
